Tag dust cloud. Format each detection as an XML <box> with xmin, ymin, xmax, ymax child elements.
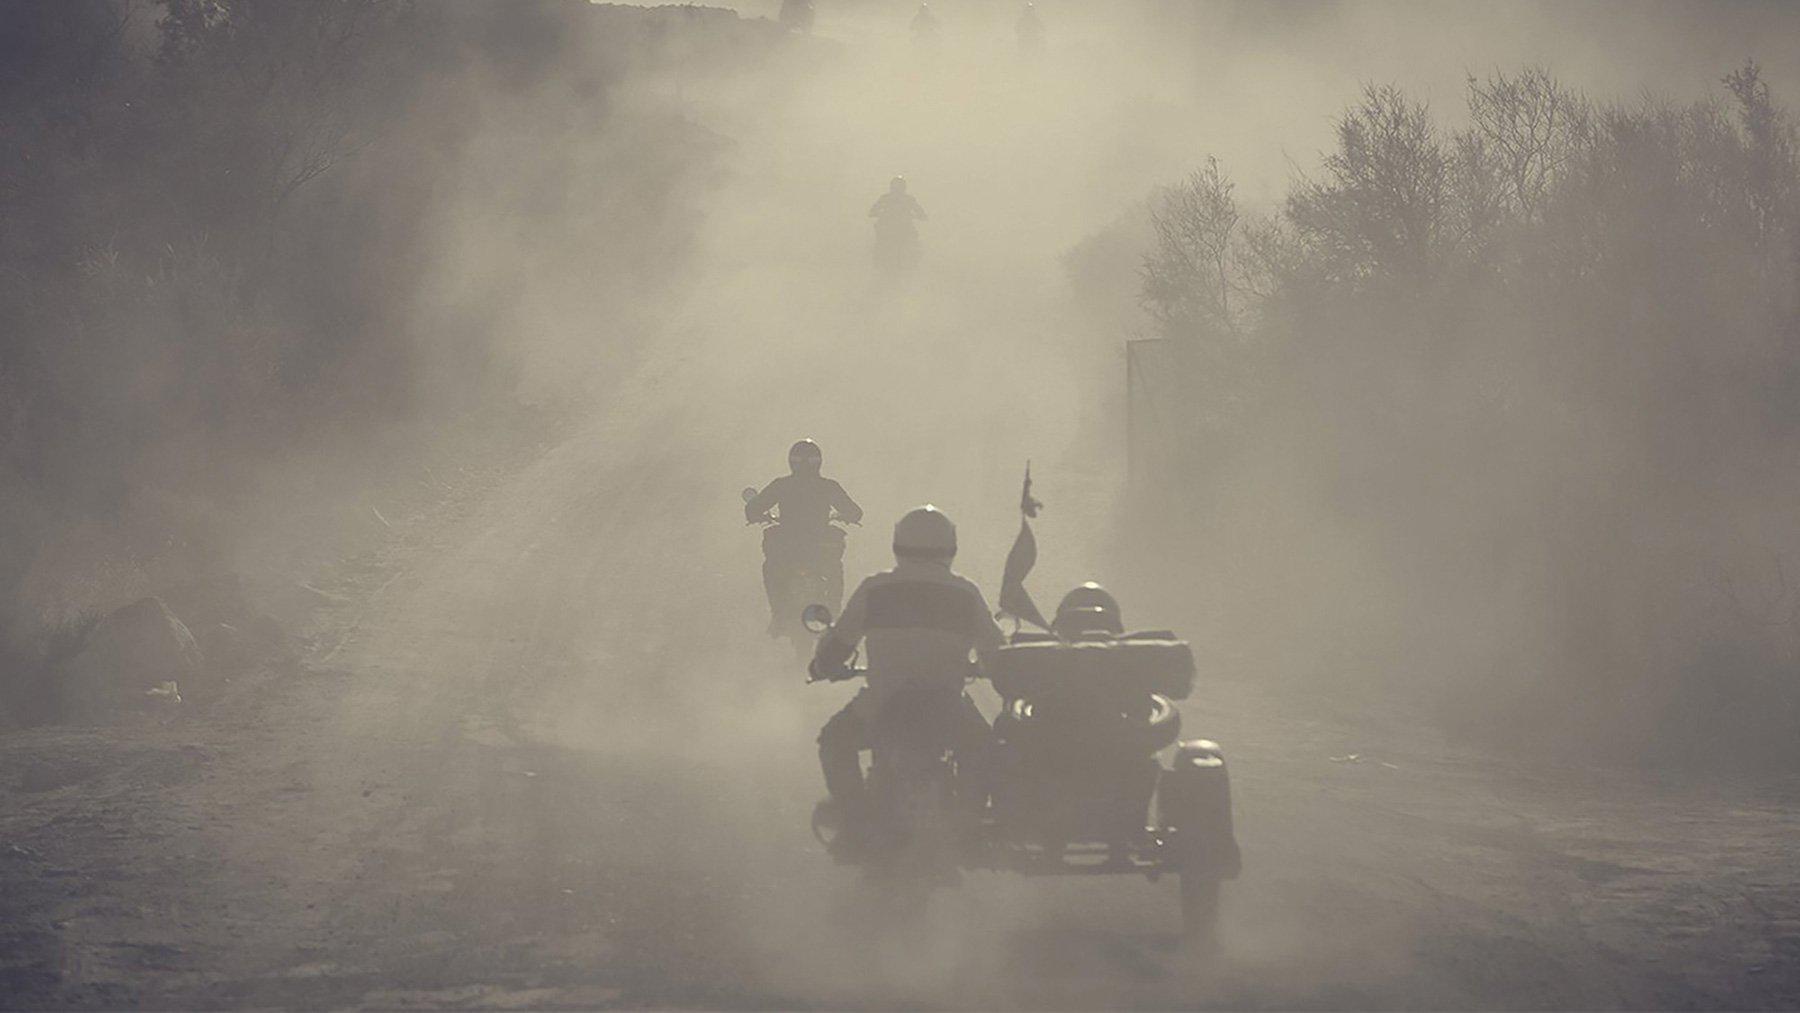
<box><xmin>4</xmin><ymin>0</ymin><xmax>1800</xmax><ymax>1008</ymax></box>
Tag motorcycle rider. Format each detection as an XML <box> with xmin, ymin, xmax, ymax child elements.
<box><xmin>778</xmin><ymin>0</ymin><xmax>814</xmax><ymax>33</ymax></box>
<box><xmin>869</xmin><ymin>176</ymin><xmax>927</xmax><ymax>270</ymax></box>
<box><xmin>812</xmin><ymin>505</ymin><xmax>1004</xmax><ymax>854</ymax></box>
<box><xmin>1016</xmin><ymin>2</ymin><xmax>1044</xmax><ymax>56</ymax></box>
<box><xmin>745</xmin><ymin>439</ymin><xmax>863</xmax><ymax>636</ymax></box>
<box><xmin>910</xmin><ymin>2</ymin><xmax>939</xmax><ymax>45</ymax></box>
<box><xmin>870</xmin><ymin>175</ymin><xmax>927</xmax><ymax>228</ymax></box>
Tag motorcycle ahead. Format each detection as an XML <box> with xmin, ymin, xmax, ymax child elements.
<box><xmin>871</xmin><ymin>214</ymin><xmax>922</xmax><ymax>275</ymax></box>
<box><xmin>744</xmin><ymin>488</ymin><xmax>850</xmax><ymax>651</ymax></box>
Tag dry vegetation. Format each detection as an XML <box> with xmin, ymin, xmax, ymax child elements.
<box><xmin>0</xmin><ymin>0</ymin><xmax>751</xmax><ymax>717</ymax></box>
<box><xmin>1138</xmin><ymin>65</ymin><xmax>1800</xmax><ymax>767</ymax></box>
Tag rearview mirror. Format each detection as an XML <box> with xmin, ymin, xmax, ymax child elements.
<box><xmin>801</xmin><ymin>604</ymin><xmax>833</xmax><ymax>633</ymax></box>
<box><xmin>741</xmin><ymin>486</ymin><xmax>758</xmax><ymax>504</ymax></box>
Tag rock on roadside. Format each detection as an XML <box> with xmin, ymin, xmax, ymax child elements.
<box><xmin>59</xmin><ymin>597</ymin><xmax>201</xmax><ymax>717</ymax></box>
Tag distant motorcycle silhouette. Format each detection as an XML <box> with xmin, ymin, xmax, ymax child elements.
<box><xmin>743</xmin><ymin>486</ymin><xmax>850</xmax><ymax>650</ymax></box>
<box><xmin>910</xmin><ymin>2</ymin><xmax>940</xmax><ymax>57</ymax></box>
<box><xmin>870</xmin><ymin>176</ymin><xmax>926</xmax><ymax>274</ymax></box>
<box><xmin>779</xmin><ymin>0</ymin><xmax>814</xmax><ymax>34</ymax></box>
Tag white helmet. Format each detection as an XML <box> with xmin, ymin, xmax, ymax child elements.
<box><xmin>893</xmin><ymin>504</ymin><xmax>956</xmax><ymax>560</ymax></box>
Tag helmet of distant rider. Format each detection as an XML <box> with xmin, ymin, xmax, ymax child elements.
<box><xmin>889</xmin><ymin>175</ymin><xmax>908</xmax><ymax>195</ymax></box>
<box><xmin>893</xmin><ymin>504</ymin><xmax>956</xmax><ymax>561</ymax></box>
<box><xmin>788</xmin><ymin>438</ymin><xmax>823</xmax><ymax>477</ymax></box>
<box><xmin>1053</xmin><ymin>581</ymin><xmax>1123</xmax><ymax>636</ymax></box>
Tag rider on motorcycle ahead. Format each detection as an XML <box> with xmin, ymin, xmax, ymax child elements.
<box><xmin>869</xmin><ymin>176</ymin><xmax>927</xmax><ymax>271</ymax></box>
<box><xmin>1016</xmin><ymin>3</ymin><xmax>1045</xmax><ymax>56</ymax></box>
<box><xmin>778</xmin><ymin>0</ymin><xmax>814</xmax><ymax>33</ymax></box>
<box><xmin>910</xmin><ymin>3</ymin><xmax>939</xmax><ymax>45</ymax></box>
<box><xmin>811</xmin><ymin>505</ymin><xmax>1003</xmax><ymax>854</ymax></box>
<box><xmin>870</xmin><ymin>176</ymin><xmax>927</xmax><ymax>229</ymax></box>
<box><xmin>746</xmin><ymin>439</ymin><xmax>862</xmax><ymax>636</ymax></box>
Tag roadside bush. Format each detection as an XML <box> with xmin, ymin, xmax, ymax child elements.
<box><xmin>1138</xmin><ymin>64</ymin><xmax>1800</xmax><ymax>768</ymax></box>
<box><xmin>0</xmin><ymin>0</ymin><xmax>744</xmax><ymax>666</ymax></box>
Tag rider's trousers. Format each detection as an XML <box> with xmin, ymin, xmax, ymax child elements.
<box><xmin>817</xmin><ymin>688</ymin><xmax>994</xmax><ymax>811</ymax></box>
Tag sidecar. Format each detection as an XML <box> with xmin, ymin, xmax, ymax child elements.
<box><xmin>982</xmin><ymin>628</ymin><xmax>1241</xmax><ymax>940</ymax></box>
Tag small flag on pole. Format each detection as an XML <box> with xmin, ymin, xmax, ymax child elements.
<box><xmin>998</xmin><ymin>463</ymin><xmax>1050</xmax><ymax>630</ymax></box>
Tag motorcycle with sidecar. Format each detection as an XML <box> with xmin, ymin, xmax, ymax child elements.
<box><xmin>802</xmin><ymin>604</ymin><xmax>1240</xmax><ymax>940</ymax></box>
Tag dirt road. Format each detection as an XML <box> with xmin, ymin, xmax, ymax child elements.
<box><xmin>4</xmin><ymin>321</ymin><xmax>1797</xmax><ymax>1007</ymax></box>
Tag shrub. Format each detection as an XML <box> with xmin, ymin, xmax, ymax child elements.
<box><xmin>1138</xmin><ymin>64</ymin><xmax>1800</xmax><ymax>768</ymax></box>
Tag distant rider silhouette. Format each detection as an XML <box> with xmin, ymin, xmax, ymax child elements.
<box><xmin>1017</xmin><ymin>3</ymin><xmax>1044</xmax><ymax>56</ymax></box>
<box><xmin>869</xmin><ymin>176</ymin><xmax>927</xmax><ymax>271</ymax></box>
<box><xmin>911</xmin><ymin>2</ymin><xmax>939</xmax><ymax>45</ymax></box>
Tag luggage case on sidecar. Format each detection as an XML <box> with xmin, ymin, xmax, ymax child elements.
<box><xmin>989</xmin><ymin>630</ymin><xmax>1196</xmax><ymax>704</ymax></box>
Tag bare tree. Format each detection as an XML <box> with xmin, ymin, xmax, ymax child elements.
<box><xmin>1287</xmin><ymin>85</ymin><xmax>1452</xmax><ymax>287</ymax></box>
<box><xmin>1135</xmin><ymin>68</ymin><xmax>1800</xmax><ymax>765</ymax></box>
<box><xmin>1141</xmin><ymin>157</ymin><xmax>1274</xmax><ymax>342</ymax></box>
<box><xmin>156</xmin><ymin>0</ymin><xmax>404</xmax><ymax>270</ymax></box>
<box><xmin>1724</xmin><ymin>60</ymin><xmax>1798</xmax><ymax>256</ymax></box>
<box><xmin>1463</xmin><ymin>67</ymin><xmax>1591</xmax><ymax>225</ymax></box>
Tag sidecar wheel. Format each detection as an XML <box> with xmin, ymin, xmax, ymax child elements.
<box><xmin>1179</xmin><ymin>873</ymin><xmax>1220</xmax><ymax>945</ymax></box>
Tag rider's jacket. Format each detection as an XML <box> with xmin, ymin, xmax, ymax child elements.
<box><xmin>746</xmin><ymin>475</ymin><xmax>863</xmax><ymax>530</ymax></box>
<box><xmin>869</xmin><ymin>192</ymin><xmax>926</xmax><ymax>223</ymax></box>
<box><xmin>816</xmin><ymin>559</ymin><xmax>1004</xmax><ymax>718</ymax></box>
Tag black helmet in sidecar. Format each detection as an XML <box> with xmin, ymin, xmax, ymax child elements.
<box><xmin>1052</xmin><ymin>582</ymin><xmax>1123</xmax><ymax>636</ymax></box>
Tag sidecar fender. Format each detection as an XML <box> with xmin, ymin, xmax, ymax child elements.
<box><xmin>1162</xmin><ymin>739</ymin><xmax>1242</xmax><ymax>880</ymax></box>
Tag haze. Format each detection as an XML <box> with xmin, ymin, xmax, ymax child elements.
<box><xmin>2</xmin><ymin>1</ymin><xmax>1798</xmax><ymax>1008</ymax></box>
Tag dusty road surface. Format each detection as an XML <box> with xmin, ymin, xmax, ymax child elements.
<box><xmin>5</xmin><ymin>9</ymin><xmax>1800</xmax><ymax>1010</ymax></box>
<box><xmin>3</xmin><ymin>321</ymin><xmax>1798</xmax><ymax>1009</ymax></box>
